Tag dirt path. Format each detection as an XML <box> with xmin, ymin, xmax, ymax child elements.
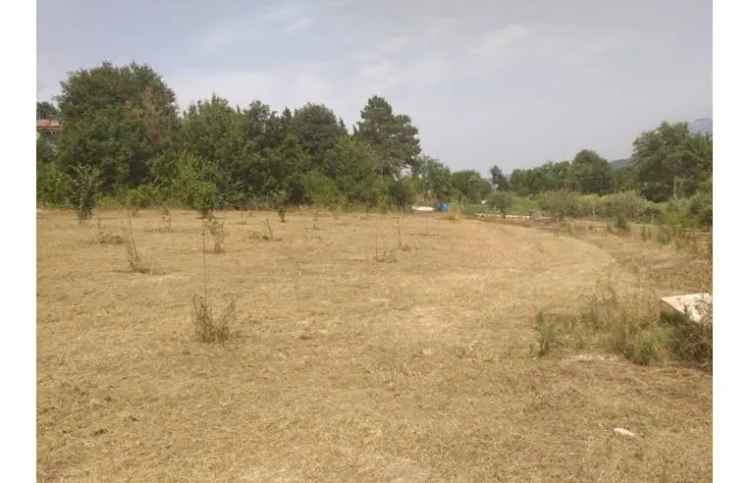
<box><xmin>37</xmin><ymin>210</ymin><xmax>711</xmax><ymax>481</ymax></box>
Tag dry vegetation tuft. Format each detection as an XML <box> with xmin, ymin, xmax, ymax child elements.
<box><xmin>534</xmin><ymin>274</ymin><xmax>712</xmax><ymax>368</ymax></box>
<box><xmin>124</xmin><ymin>214</ymin><xmax>160</xmax><ymax>274</ymax></box>
<box><xmin>204</xmin><ymin>217</ymin><xmax>226</xmax><ymax>253</ymax></box>
<box><xmin>94</xmin><ymin>218</ymin><xmax>124</xmax><ymax>245</ymax></box>
<box><xmin>191</xmin><ymin>294</ymin><xmax>234</xmax><ymax>343</ymax></box>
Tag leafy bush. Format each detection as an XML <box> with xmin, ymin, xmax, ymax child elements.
<box><xmin>486</xmin><ymin>191</ymin><xmax>513</xmax><ymax>214</ymax></box>
<box><xmin>688</xmin><ymin>191</ymin><xmax>712</xmax><ymax>227</ymax></box>
<box><xmin>126</xmin><ymin>185</ymin><xmax>158</xmax><ymax>214</ymax></box>
<box><xmin>576</xmin><ymin>194</ymin><xmax>602</xmax><ymax>217</ymax></box>
<box><xmin>302</xmin><ymin>171</ymin><xmax>342</xmax><ymax>207</ymax></box>
<box><xmin>601</xmin><ymin>191</ymin><xmax>646</xmax><ymax>220</ymax></box>
<box><xmin>192</xmin><ymin>181</ymin><xmax>219</xmax><ymax>218</ymax></box>
<box><xmin>69</xmin><ymin>165</ymin><xmax>102</xmax><ymax>221</ymax></box>
<box><xmin>37</xmin><ymin>162</ymin><xmax>70</xmax><ymax>206</ymax></box>
<box><xmin>609</xmin><ymin>320</ymin><xmax>670</xmax><ymax>366</ymax></box>
<box><xmin>539</xmin><ymin>190</ymin><xmax>581</xmax><ymax>219</ymax></box>
<box><xmin>387</xmin><ymin>178</ymin><xmax>416</xmax><ymax>209</ymax></box>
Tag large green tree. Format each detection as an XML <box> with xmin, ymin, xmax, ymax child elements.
<box><xmin>632</xmin><ymin>122</ymin><xmax>712</xmax><ymax>201</ymax></box>
<box><xmin>421</xmin><ymin>156</ymin><xmax>453</xmax><ymax>201</ymax></box>
<box><xmin>179</xmin><ymin>95</ymin><xmax>259</xmax><ymax>205</ymax></box>
<box><xmin>355</xmin><ymin>96</ymin><xmax>421</xmax><ymax>177</ymax></box>
<box><xmin>570</xmin><ymin>149</ymin><xmax>613</xmax><ymax>195</ymax></box>
<box><xmin>56</xmin><ymin>62</ymin><xmax>178</xmax><ymax>192</ymax></box>
<box><xmin>490</xmin><ymin>165</ymin><xmax>510</xmax><ymax>191</ymax></box>
<box><xmin>451</xmin><ymin>170</ymin><xmax>491</xmax><ymax>203</ymax></box>
<box><xmin>321</xmin><ymin>137</ymin><xmax>380</xmax><ymax>204</ymax></box>
<box><xmin>291</xmin><ymin>103</ymin><xmax>347</xmax><ymax>167</ymax></box>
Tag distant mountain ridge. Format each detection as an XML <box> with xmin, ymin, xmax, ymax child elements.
<box><xmin>608</xmin><ymin>118</ymin><xmax>712</xmax><ymax>170</ymax></box>
<box><xmin>609</xmin><ymin>158</ymin><xmax>632</xmax><ymax>170</ymax></box>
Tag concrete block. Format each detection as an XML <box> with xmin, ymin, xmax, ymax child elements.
<box><xmin>660</xmin><ymin>293</ymin><xmax>712</xmax><ymax>324</ymax></box>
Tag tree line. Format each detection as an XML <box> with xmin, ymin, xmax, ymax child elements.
<box><xmin>504</xmin><ymin>123</ymin><xmax>712</xmax><ymax>204</ymax></box>
<box><xmin>37</xmin><ymin>62</ymin><xmax>712</xmax><ymax>217</ymax></box>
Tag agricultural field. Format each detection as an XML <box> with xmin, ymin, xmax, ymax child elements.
<box><xmin>37</xmin><ymin>208</ymin><xmax>711</xmax><ymax>482</ymax></box>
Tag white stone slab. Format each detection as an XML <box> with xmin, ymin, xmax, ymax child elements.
<box><xmin>411</xmin><ymin>206</ymin><xmax>434</xmax><ymax>212</ymax></box>
<box><xmin>660</xmin><ymin>293</ymin><xmax>712</xmax><ymax>324</ymax></box>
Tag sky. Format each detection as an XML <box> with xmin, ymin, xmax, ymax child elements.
<box><xmin>37</xmin><ymin>0</ymin><xmax>712</xmax><ymax>173</ymax></box>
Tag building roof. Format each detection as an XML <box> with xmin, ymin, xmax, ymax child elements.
<box><xmin>37</xmin><ymin>119</ymin><xmax>61</xmax><ymax>129</ymax></box>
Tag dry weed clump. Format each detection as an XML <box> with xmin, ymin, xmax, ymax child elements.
<box><xmin>247</xmin><ymin>219</ymin><xmax>279</xmax><ymax>242</ymax></box>
<box><xmin>94</xmin><ymin>218</ymin><xmax>124</xmax><ymax>245</ymax></box>
<box><xmin>640</xmin><ymin>224</ymin><xmax>653</xmax><ymax>242</ymax></box>
<box><xmin>124</xmin><ymin>214</ymin><xmax>160</xmax><ymax>274</ymax></box>
<box><xmin>158</xmin><ymin>206</ymin><xmax>173</xmax><ymax>232</ymax></box>
<box><xmin>204</xmin><ymin>217</ymin><xmax>226</xmax><ymax>253</ymax></box>
<box><xmin>192</xmin><ymin>228</ymin><xmax>236</xmax><ymax>343</ymax></box>
<box><xmin>312</xmin><ymin>211</ymin><xmax>321</xmax><ymax>231</ymax></box>
<box><xmin>532</xmin><ymin>278</ymin><xmax>711</xmax><ymax>367</ymax></box>
<box><xmin>191</xmin><ymin>294</ymin><xmax>234</xmax><ymax>343</ymax></box>
<box><xmin>661</xmin><ymin>305</ymin><xmax>713</xmax><ymax>369</ymax></box>
<box><xmin>124</xmin><ymin>235</ymin><xmax>155</xmax><ymax>274</ymax></box>
<box><xmin>374</xmin><ymin>225</ymin><xmax>397</xmax><ymax>262</ymax></box>
<box><xmin>374</xmin><ymin>247</ymin><xmax>397</xmax><ymax>263</ymax></box>
<box><xmin>533</xmin><ymin>311</ymin><xmax>558</xmax><ymax>356</ymax></box>
<box><xmin>396</xmin><ymin>217</ymin><xmax>411</xmax><ymax>251</ymax></box>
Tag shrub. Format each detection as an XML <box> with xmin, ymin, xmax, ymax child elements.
<box><xmin>126</xmin><ymin>185</ymin><xmax>157</xmax><ymax>215</ymax></box>
<box><xmin>37</xmin><ymin>162</ymin><xmax>70</xmax><ymax>206</ymax></box>
<box><xmin>192</xmin><ymin>181</ymin><xmax>219</xmax><ymax>218</ymax></box>
<box><xmin>487</xmin><ymin>191</ymin><xmax>513</xmax><ymax>214</ymax></box>
<box><xmin>661</xmin><ymin>309</ymin><xmax>712</xmax><ymax>367</ymax></box>
<box><xmin>601</xmin><ymin>191</ymin><xmax>644</xmax><ymax>220</ymax></box>
<box><xmin>661</xmin><ymin>198</ymin><xmax>694</xmax><ymax>228</ymax></box>
<box><xmin>688</xmin><ymin>191</ymin><xmax>712</xmax><ymax>227</ymax></box>
<box><xmin>539</xmin><ymin>191</ymin><xmax>580</xmax><ymax>219</ymax></box>
<box><xmin>576</xmin><ymin>194</ymin><xmax>602</xmax><ymax>218</ymax></box>
<box><xmin>302</xmin><ymin>171</ymin><xmax>342</xmax><ymax>207</ymax></box>
<box><xmin>609</xmin><ymin>320</ymin><xmax>669</xmax><ymax>366</ymax></box>
<box><xmin>612</xmin><ymin>213</ymin><xmax>630</xmax><ymax>233</ymax></box>
<box><xmin>387</xmin><ymin>178</ymin><xmax>416</xmax><ymax>209</ymax></box>
<box><xmin>69</xmin><ymin>165</ymin><xmax>102</xmax><ymax>221</ymax></box>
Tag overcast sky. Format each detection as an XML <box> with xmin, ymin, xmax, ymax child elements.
<box><xmin>37</xmin><ymin>0</ymin><xmax>712</xmax><ymax>173</ymax></box>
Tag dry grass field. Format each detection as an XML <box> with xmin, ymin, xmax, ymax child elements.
<box><xmin>37</xmin><ymin>209</ymin><xmax>711</xmax><ymax>482</ymax></box>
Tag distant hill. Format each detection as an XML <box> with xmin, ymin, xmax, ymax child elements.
<box><xmin>609</xmin><ymin>158</ymin><xmax>632</xmax><ymax>170</ymax></box>
<box><xmin>688</xmin><ymin>118</ymin><xmax>712</xmax><ymax>136</ymax></box>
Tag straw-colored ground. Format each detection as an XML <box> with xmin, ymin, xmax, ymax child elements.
<box><xmin>37</xmin><ymin>209</ymin><xmax>711</xmax><ymax>482</ymax></box>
